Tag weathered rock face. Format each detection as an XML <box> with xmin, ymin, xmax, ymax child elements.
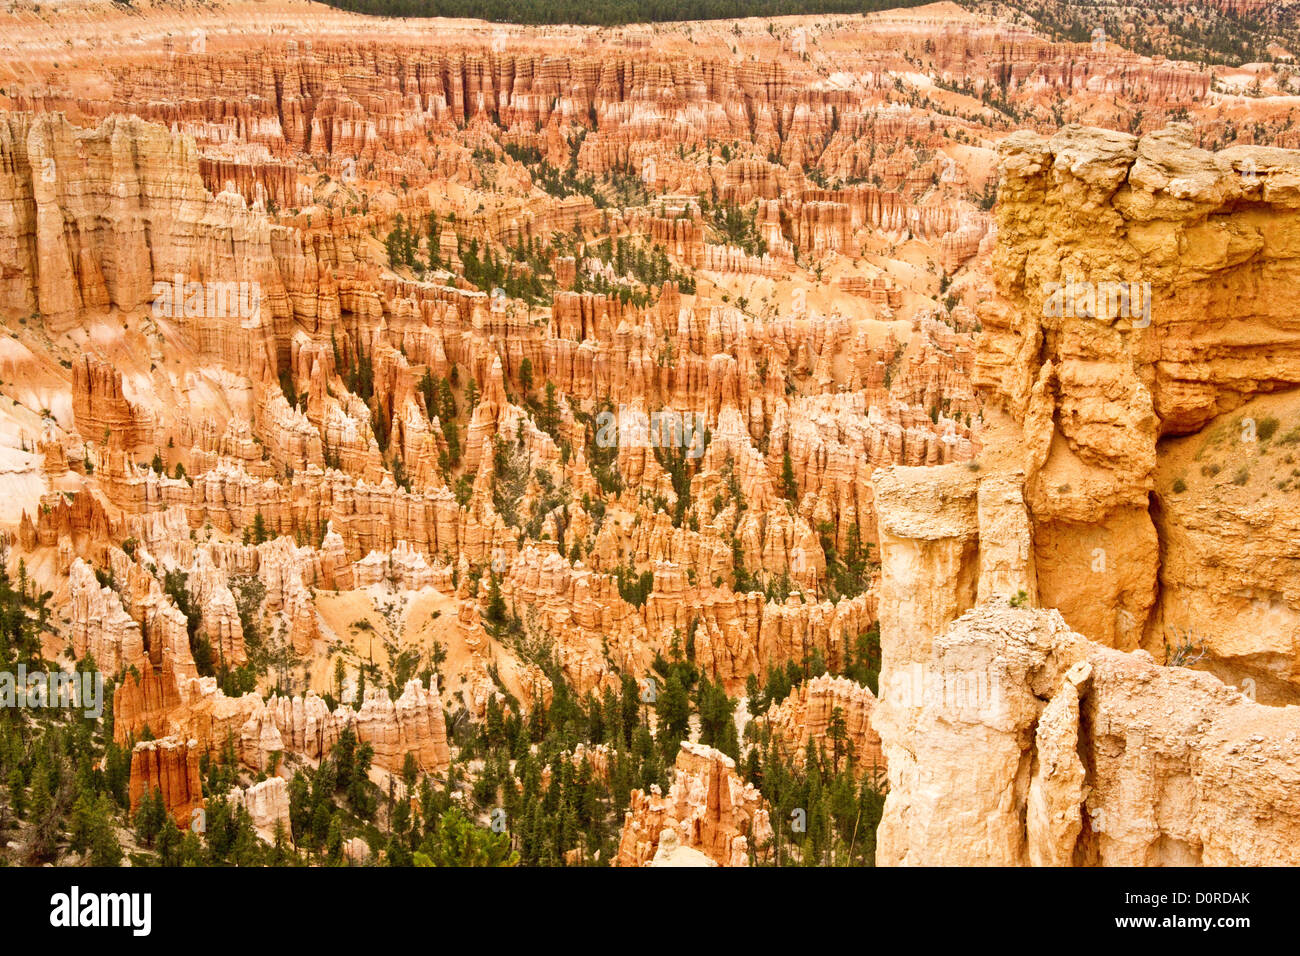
<box><xmin>0</xmin><ymin>111</ymin><xmax>278</xmax><ymax>340</ymax></box>
<box><xmin>0</xmin><ymin>1</ymin><xmax>1036</xmax><ymax>741</ymax></box>
<box><xmin>351</xmin><ymin>680</ymin><xmax>451</xmax><ymax>773</ymax></box>
<box><xmin>118</xmin><ymin>672</ymin><xmax>450</xmax><ymax>776</ymax></box>
<box><xmin>646</xmin><ymin>826</ymin><xmax>717</xmax><ymax>866</ymax></box>
<box><xmin>113</xmin><ymin>661</ymin><xmax>183</xmax><ymax>744</ymax></box>
<box><xmin>67</xmin><ymin>557</ymin><xmax>147</xmax><ymax>675</ymax></box>
<box><xmin>872</xmin><ymin>464</ymin><xmax>980</xmax><ymax>677</ymax></box>
<box><xmin>501</xmin><ymin>542</ymin><xmax>876</xmax><ymax>697</ymax></box>
<box><xmin>976</xmin><ymin>125</ymin><xmax>1300</xmax><ymax>691</ymax></box>
<box><xmin>342</xmin><ymin>837</ymin><xmax>371</xmax><ymax>866</ymax></box>
<box><xmin>128</xmin><ymin>736</ymin><xmax>204</xmax><ymax>828</ymax></box>
<box><xmin>874</xmin><ymin>603</ymin><xmax>1300</xmax><ymax>866</ymax></box>
<box><xmin>615</xmin><ymin>742</ymin><xmax>772</xmax><ymax>867</ymax></box>
<box><xmin>1149</xmin><ymin>445</ymin><xmax>1300</xmax><ymax>703</ymax></box>
<box><xmin>72</xmin><ymin>355</ymin><xmax>147</xmax><ymax>450</ymax></box>
<box><xmin>759</xmin><ymin>674</ymin><xmax>885</xmax><ymax>775</ymax></box>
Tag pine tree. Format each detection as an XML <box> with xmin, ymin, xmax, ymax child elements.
<box><xmin>485</xmin><ymin>572</ymin><xmax>507</xmax><ymax>629</ymax></box>
<box><xmin>26</xmin><ymin>767</ymin><xmax>57</xmax><ymax>862</ymax></box>
<box><xmin>7</xmin><ymin>767</ymin><xmax>25</xmax><ymax>819</ymax></box>
<box><xmin>334</xmin><ymin>657</ymin><xmax>347</xmax><ymax>703</ymax></box>
<box><xmin>251</xmin><ymin>510</ymin><xmax>268</xmax><ymax>545</ymax></box>
<box><xmin>87</xmin><ymin>793</ymin><xmax>123</xmax><ymax>866</ymax></box>
<box><xmin>781</xmin><ymin>447</ymin><xmax>799</xmax><ymax>502</ymax></box>
<box><xmin>657</xmin><ymin>673</ymin><xmax>689</xmax><ymax>758</ymax></box>
<box><xmin>134</xmin><ymin>786</ymin><xmax>167</xmax><ymax>847</ymax></box>
<box><xmin>827</xmin><ymin>706</ymin><xmax>848</xmax><ymax>772</ymax></box>
<box><xmin>156</xmin><ymin>818</ymin><xmax>183</xmax><ymax>865</ymax></box>
<box><xmin>288</xmin><ymin>771</ymin><xmax>312</xmax><ymax>846</ymax></box>
<box><xmin>326</xmin><ymin>817</ymin><xmax>344</xmax><ymax>865</ymax></box>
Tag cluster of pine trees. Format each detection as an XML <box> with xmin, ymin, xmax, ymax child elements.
<box><xmin>451</xmin><ymin>628</ymin><xmax>887</xmax><ymax>865</ymax></box>
<box><xmin>818</xmin><ymin>522</ymin><xmax>877</xmax><ymax>601</ymax></box>
<box><xmin>578</xmin><ymin>237</ymin><xmax>697</xmax><ymax>302</ymax></box>
<box><xmin>0</xmin><ymin>555</ymin><xmax>131</xmax><ymax>865</ymax></box>
<box><xmin>1</xmin><ymin>689</ymin><xmax>130</xmax><ymax>865</ymax></box>
<box><xmin>1024</xmin><ymin>2</ymin><xmax>1284</xmax><ymax>67</ymax></box>
<box><xmin>418</xmin><ymin>369</ymin><xmax>463</xmax><ymax>471</ymax></box>
<box><xmin>460</xmin><ymin>237</ymin><xmax>552</xmax><ymax>305</ymax></box>
<box><xmin>384</xmin><ymin>214</ymin><xmax>424</xmax><ymax>270</ymax></box>
<box><xmin>460</xmin><ymin>666</ymin><xmax>664</xmax><ymax>864</ymax></box>
<box><xmin>707</xmin><ymin>199</ymin><xmax>769</xmax><ymax>257</ymax></box>
<box><xmin>319</xmin><ymin>0</ymin><xmax>930</xmax><ymax>27</ymax></box>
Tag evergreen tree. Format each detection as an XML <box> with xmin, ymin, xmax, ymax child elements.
<box><xmin>133</xmin><ymin>786</ymin><xmax>168</xmax><ymax>847</ymax></box>
<box><xmin>656</xmin><ymin>673</ymin><xmax>689</xmax><ymax>758</ymax></box>
<box><xmin>827</xmin><ymin>706</ymin><xmax>848</xmax><ymax>772</ymax></box>
<box><xmin>251</xmin><ymin>510</ymin><xmax>269</xmax><ymax>545</ymax></box>
<box><xmin>781</xmin><ymin>447</ymin><xmax>799</xmax><ymax>502</ymax></box>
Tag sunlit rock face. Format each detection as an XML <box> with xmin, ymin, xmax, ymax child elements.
<box><xmin>874</xmin><ymin>602</ymin><xmax>1300</xmax><ymax>867</ymax></box>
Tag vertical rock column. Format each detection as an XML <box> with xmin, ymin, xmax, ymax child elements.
<box><xmin>870</xmin><ymin>463</ymin><xmax>980</xmax><ymax>865</ymax></box>
<box><xmin>129</xmin><ymin>736</ymin><xmax>205</xmax><ymax>828</ymax></box>
<box><xmin>976</xmin><ymin>470</ymin><xmax>1038</xmax><ymax>605</ymax></box>
<box><xmin>871</xmin><ymin>463</ymin><xmax>979</xmax><ymax>678</ymax></box>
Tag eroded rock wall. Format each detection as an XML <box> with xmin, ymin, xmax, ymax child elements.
<box><xmin>128</xmin><ymin>736</ymin><xmax>204</xmax><ymax>828</ymax></box>
<box><xmin>977</xmin><ymin>124</ymin><xmax>1300</xmax><ymax>691</ymax></box>
<box><xmin>759</xmin><ymin>673</ymin><xmax>885</xmax><ymax>774</ymax></box>
<box><xmin>874</xmin><ymin>603</ymin><xmax>1300</xmax><ymax>866</ymax></box>
<box><xmin>615</xmin><ymin>742</ymin><xmax>772</xmax><ymax>867</ymax></box>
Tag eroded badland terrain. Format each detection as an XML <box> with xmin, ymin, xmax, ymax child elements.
<box><xmin>1</xmin><ymin>0</ymin><xmax>1299</xmax><ymax>867</ymax></box>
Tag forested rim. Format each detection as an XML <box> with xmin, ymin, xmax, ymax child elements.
<box><xmin>314</xmin><ymin>0</ymin><xmax>935</xmax><ymax>27</ymax></box>
<box><xmin>973</xmin><ymin>0</ymin><xmax>1299</xmax><ymax>67</ymax></box>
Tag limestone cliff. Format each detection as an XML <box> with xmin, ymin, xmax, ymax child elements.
<box><xmin>976</xmin><ymin>124</ymin><xmax>1300</xmax><ymax>696</ymax></box>
<box><xmin>874</xmin><ymin>603</ymin><xmax>1300</xmax><ymax>866</ymax></box>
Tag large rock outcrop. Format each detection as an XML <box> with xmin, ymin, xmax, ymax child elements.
<box><xmin>228</xmin><ymin>776</ymin><xmax>292</xmax><ymax>840</ymax></box>
<box><xmin>118</xmin><ymin>673</ymin><xmax>451</xmax><ymax>776</ymax></box>
<box><xmin>977</xmin><ymin>125</ymin><xmax>1300</xmax><ymax>685</ymax></box>
<box><xmin>128</xmin><ymin>736</ymin><xmax>204</xmax><ymax>828</ymax></box>
<box><xmin>874</xmin><ymin>602</ymin><xmax>1300</xmax><ymax>866</ymax></box>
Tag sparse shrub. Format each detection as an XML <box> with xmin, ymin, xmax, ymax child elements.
<box><xmin>1164</xmin><ymin>626</ymin><xmax>1208</xmax><ymax>667</ymax></box>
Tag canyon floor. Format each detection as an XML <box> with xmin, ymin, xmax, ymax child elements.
<box><xmin>0</xmin><ymin>0</ymin><xmax>1298</xmax><ymax>868</ymax></box>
